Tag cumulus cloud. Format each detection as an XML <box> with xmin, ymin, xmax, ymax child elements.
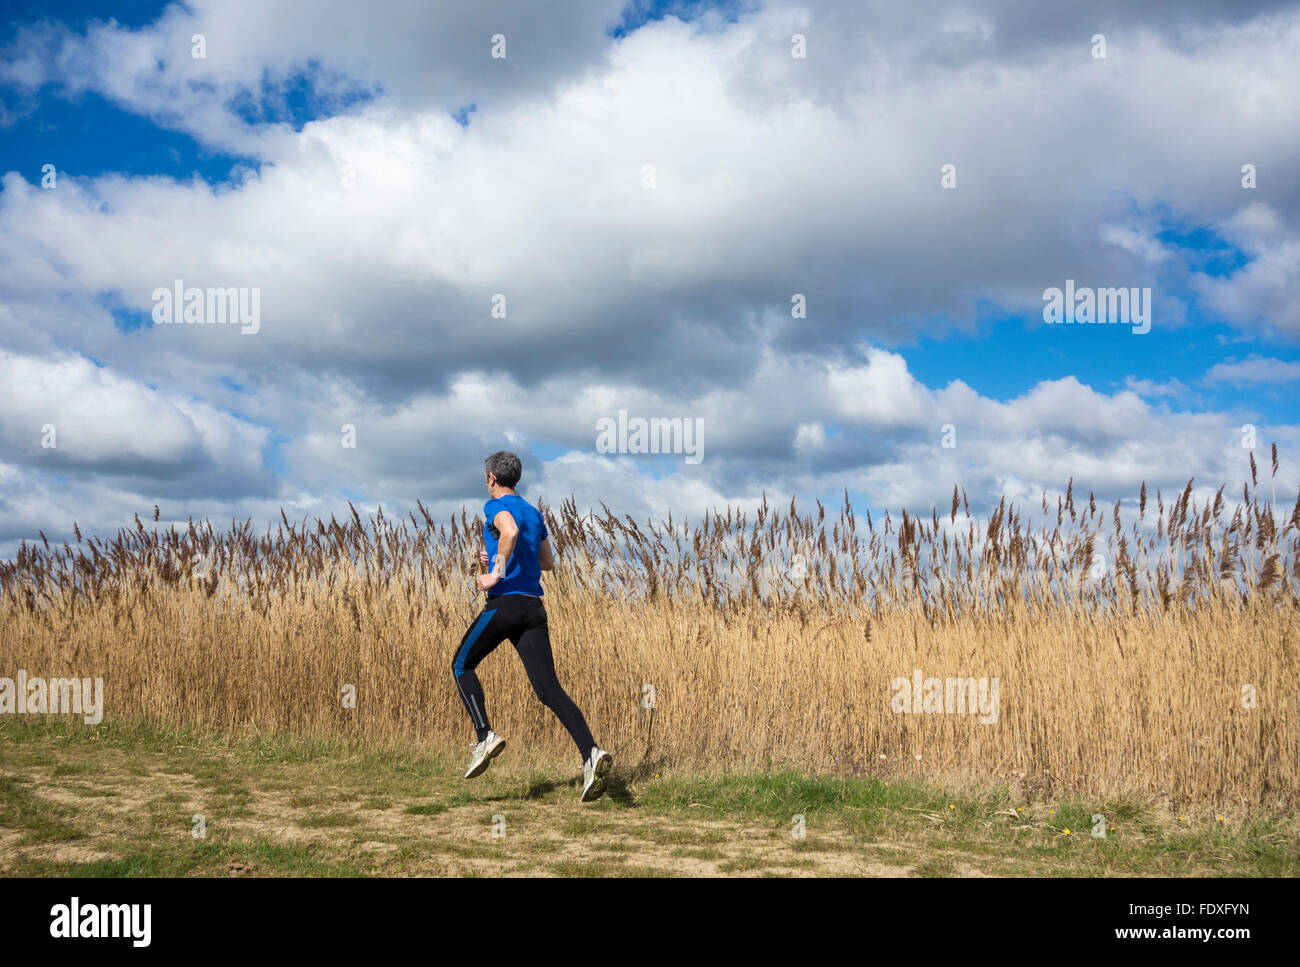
<box><xmin>1</xmin><ymin>0</ymin><xmax>1297</xmax><ymax>555</ymax></box>
<box><xmin>1195</xmin><ymin>204</ymin><xmax>1300</xmax><ymax>339</ymax></box>
<box><xmin>0</xmin><ymin>0</ymin><xmax>630</xmax><ymax>156</ymax></box>
<box><xmin>0</xmin><ymin>349</ymin><xmax>271</xmax><ymax>482</ymax></box>
<box><xmin>1205</xmin><ymin>355</ymin><xmax>1300</xmax><ymax>384</ymax></box>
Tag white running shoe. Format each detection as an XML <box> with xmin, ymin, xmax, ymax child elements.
<box><xmin>580</xmin><ymin>746</ymin><xmax>613</xmax><ymax>802</ymax></box>
<box><xmin>463</xmin><ymin>731</ymin><xmax>506</xmax><ymax>779</ymax></box>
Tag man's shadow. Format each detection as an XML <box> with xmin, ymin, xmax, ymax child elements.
<box><xmin>487</xmin><ymin>755</ymin><xmax>670</xmax><ymax>806</ymax></box>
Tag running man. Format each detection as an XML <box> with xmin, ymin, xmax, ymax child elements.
<box><xmin>452</xmin><ymin>451</ymin><xmax>613</xmax><ymax>802</ymax></box>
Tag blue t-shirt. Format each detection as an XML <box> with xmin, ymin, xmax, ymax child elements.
<box><xmin>483</xmin><ymin>494</ymin><xmax>548</xmax><ymax>597</ymax></box>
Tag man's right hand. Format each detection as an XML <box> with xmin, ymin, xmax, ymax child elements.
<box><xmin>478</xmin><ymin>550</ymin><xmax>490</xmax><ymax>569</ymax></box>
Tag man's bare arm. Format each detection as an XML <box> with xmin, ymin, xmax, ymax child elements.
<box><xmin>490</xmin><ymin>510</ymin><xmax>518</xmax><ymax>577</ymax></box>
<box><xmin>539</xmin><ymin>537</ymin><xmax>556</xmax><ymax>571</ymax></box>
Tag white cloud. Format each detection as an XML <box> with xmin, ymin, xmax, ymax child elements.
<box><xmin>1</xmin><ymin>2</ymin><xmax>1298</xmax><ymax>554</ymax></box>
<box><xmin>1100</xmin><ymin>224</ymin><xmax>1171</xmax><ymax>265</ymax></box>
<box><xmin>1124</xmin><ymin>375</ymin><xmax>1190</xmax><ymax>399</ymax></box>
<box><xmin>0</xmin><ymin>349</ymin><xmax>271</xmax><ymax>488</ymax></box>
<box><xmin>1205</xmin><ymin>356</ymin><xmax>1300</xmax><ymax>384</ymax></box>
<box><xmin>1195</xmin><ymin>204</ymin><xmax>1300</xmax><ymax>339</ymax></box>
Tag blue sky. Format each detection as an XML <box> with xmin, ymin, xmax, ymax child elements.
<box><xmin>2</xmin><ymin>88</ymin><xmax>258</xmax><ymax>182</ymax></box>
<box><xmin>1</xmin><ymin>0</ymin><xmax>1298</xmax><ymax>555</ymax></box>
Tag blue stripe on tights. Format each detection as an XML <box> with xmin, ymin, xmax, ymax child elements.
<box><xmin>454</xmin><ymin>609</ymin><xmax>497</xmax><ymax>676</ymax></box>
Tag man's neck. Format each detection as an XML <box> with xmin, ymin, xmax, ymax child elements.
<box><xmin>489</xmin><ymin>486</ymin><xmax>517</xmax><ymax>499</ymax></box>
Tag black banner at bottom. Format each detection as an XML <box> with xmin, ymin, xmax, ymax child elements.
<box><xmin>0</xmin><ymin>875</ymin><xmax>1276</xmax><ymax>955</ymax></box>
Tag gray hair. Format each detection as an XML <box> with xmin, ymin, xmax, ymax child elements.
<box><xmin>484</xmin><ymin>451</ymin><xmax>522</xmax><ymax>488</ymax></box>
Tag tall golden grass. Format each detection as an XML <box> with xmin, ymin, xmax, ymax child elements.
<box><xmin>3</xmin><ymin>448</ymin><xmax>1297</xmax><ymax>809</ymax></box>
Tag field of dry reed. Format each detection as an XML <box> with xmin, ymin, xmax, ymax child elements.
<box><xmin>3</xmin><ymin>449</ymin><xmax>1297</xmax><ymax>811</ymax></box>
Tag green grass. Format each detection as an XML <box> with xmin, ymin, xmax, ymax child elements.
<box><xmin>716</xmin><ymin>855</ymin><xmax>768</xmax><ymax>873</ymax></box>
<box><xmin>403</xmin><ymin>802</ymin><xmax>449</xmax><ymax>817</ymax></box>
<box><xmin>0</xmin><ymin>774</ymin><xmax>85</xmax><ymax>844</ymax></box>
<box><xmin>670</xmin><ymin>846</ymin><xmax>726</xmax><ymax>860</ymax></box>
<box><xmin>912</xmin><ymin>857</ymin><xmax>956</xmax><ymax>877</ymax></box>
<box><xmin>1</xmin><ymin>717</ymin><xmax>1296</xmax><ymax>878</ymax></box>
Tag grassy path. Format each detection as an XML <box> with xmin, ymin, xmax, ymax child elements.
<box><xmin>1</xmin><ymin>721</ymin><xmax>1295</xmax><ymax>877</ymax></box>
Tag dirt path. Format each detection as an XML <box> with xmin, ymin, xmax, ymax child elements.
<box><xmin>5</xmin><ymin>728</ymin><xmax>1289</xmax><ymax>877</ymax></box>
<box><xmin>0</xmin><ymin>742</ymin><xmax>979</xmax><ymax>877</ymax></box>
